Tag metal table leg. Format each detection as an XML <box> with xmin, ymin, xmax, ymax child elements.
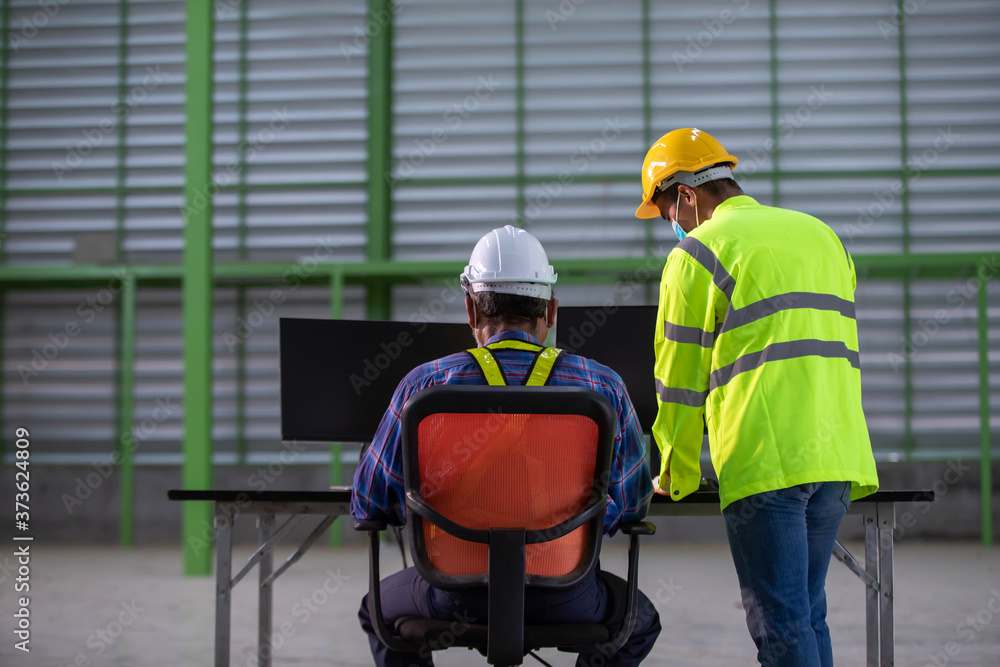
<box><xmin>832</xmin><ymin>540</ymin><xmax>878</xmax><ymax>589</ymax></box>
<box><xmin>258</xmin><ymin>513</ymin><xmax>275</xmax><ymax>667</ymax></box>
<box><xmin>865</xmin><ymin>511</ymin><xmax>880</xmax><ymax>667</ymax></box>
<box><xmin>215</xmin><ymin>503</ymin><xmax>233</xmax><ymax>667</ymax></box>
<box><xmin>877</xmin><ymin>502</ymin><xmax>895</xmax><ymax>667</ymax></box>
<box><xmin>263</xmin><ymin>516</ymin><xmax>337</xmax><ymax>589</ymax></box>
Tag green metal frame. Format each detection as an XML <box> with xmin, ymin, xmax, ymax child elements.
<box><xmin>181</xmin><ymin>0</ymin><xmax>215</xmax><ymax>576</ymax></box>
<box><xmin>366</xmin><ymin>0</ymin><xmax>394</xmax><ymax>319</ymax></box>
<box><xmin>0</xmin><ymin>0</ymin><xmax>995</xmax><ymax>568</ymax></box>
<box><xmin>2</xmin><ymin>253</ymin><xmax>996</xmax><ymax>284</ymax></box>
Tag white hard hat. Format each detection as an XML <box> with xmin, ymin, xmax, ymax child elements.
<box><xmin>460</xmin><ymin>225</ymin><xmax>557</xmax><ymax>300</ymax></box>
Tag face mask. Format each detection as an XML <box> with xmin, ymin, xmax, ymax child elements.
<box><xmin>672</xmin><ymin>220</ymin><xmax>686</xmax><ymax>241</ymax></box>
<box><xmin>669</xmin><ymin>189</ymin><xmax>698</xmax><ymax>241</ymax></box>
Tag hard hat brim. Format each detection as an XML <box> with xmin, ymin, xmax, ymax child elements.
<box><xmin>635</xmin><ymin>199</ymin><xmax>661</xmax><ymax>219</ymax></box>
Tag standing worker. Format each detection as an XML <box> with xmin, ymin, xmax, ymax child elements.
<box><xmin>635</xmin><ymin>128</ymin><xmax>879</xmax><ymax>667</ymax></box>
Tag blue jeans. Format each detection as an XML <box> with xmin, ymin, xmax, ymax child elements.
<box><xmin>723</xmin><ymin>481</ymin><xmax>851</xmax><ymax>667</ymax></box>
<box><xmin>358</xmin><ymin>566</ymin><xmax>661</xmax><ymax>667</ymax></box>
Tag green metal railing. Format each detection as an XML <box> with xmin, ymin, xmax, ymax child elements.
<box><xmin>0</xmin><ymin>0</ymin><xmax>995</xmax><ymax>577</ymax></box>
<box><xmin>0</xmin><ymin>254</ymin><xmax>995</xmax><ymax>570</ymax></box>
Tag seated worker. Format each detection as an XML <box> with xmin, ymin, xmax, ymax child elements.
<box><xmin>351</xmin><ymin>225</ymin><xmax>660</xmax><ymax>667</ymax></box>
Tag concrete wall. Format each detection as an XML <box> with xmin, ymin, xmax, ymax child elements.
<box><xmin>1</xmin><ymin>461</ymin><xmax>997</xmax><ymax>546</ymax></box>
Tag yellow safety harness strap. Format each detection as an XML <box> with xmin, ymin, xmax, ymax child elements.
<box><xmin>466</xmin><ymin>347</ymin><xmax>507</xmax><ymax>386</ymax></box>
<box><xmin>524</xmin><ymin>346</ymin><xmax>562</xmax><ymax>386</ymax></box>
<box><xmin>465</xmin><ymin>340</ymin><xmax>563</xmax><ymax>386</ymax></box>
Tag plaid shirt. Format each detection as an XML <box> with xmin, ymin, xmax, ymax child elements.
<box><xmin>351</xmin><ymin>329</ymin><xmax>653</xmax><ymax>536</ymax></box>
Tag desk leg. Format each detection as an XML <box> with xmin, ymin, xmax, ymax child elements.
<box><xmin>865</xmin><ymin>511</ymin><xmax>880</xmax><ymax>667</ymax></box>
<box><xmin>877</xmin><ymin>503</ymin><xmax>895</xmax><ymax>667</ymax></box>
<box><xmin>215</xmin><ymin>503</ymin><xmax>233</xmax><ymax>667</ymax></box>
<box><xmin>258</xmin><ymin>514</ymin><xmax>275</xmax><ymax>667</ymax></box>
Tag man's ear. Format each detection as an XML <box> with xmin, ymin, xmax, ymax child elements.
<box><xmin>546</xmin><ymin>298</ymin><xmax>558</xmax><ymax>328</ymax></box>
<box><xmin>678</xmin><ymin>184</ymin><xmax>697</xmax><ymax>206</ymax></box>
<box><xmin>465</xmin><ymin>294</ymin><xmax>477</xmax><ymax>328</ymax></box>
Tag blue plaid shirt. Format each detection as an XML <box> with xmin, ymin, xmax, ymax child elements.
<box><xmin>351</xmin><ymin>329</ymin><xmax>653</xmax><ymax>536</ymax></box>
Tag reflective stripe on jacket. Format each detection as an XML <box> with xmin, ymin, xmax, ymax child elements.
<box><xmin>653</xmin><ymin>195</ymin><xmax>879</xmax><ymax>509</ymax></box>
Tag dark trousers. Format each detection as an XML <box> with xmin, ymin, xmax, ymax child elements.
<box><xmin>358</xmin><ymin>566</ymin><xmax>661</xmax><ymax>666</ymax></box>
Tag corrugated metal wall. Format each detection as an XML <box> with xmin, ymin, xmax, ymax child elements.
<box><xmin>2</xmin><ymin>0</ymin><xmax>998</xmax><ymax>467</ymax></box>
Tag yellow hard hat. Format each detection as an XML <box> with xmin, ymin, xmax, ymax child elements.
<box><xmin>635</xmin><ymin>128</ymin><xmax>739</xmax><ymax>219</ymax></box>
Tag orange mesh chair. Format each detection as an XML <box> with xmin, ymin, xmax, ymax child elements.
<box><xmin>355</xmin><ymin>385</ymin><xmax>655</xmax><ymax>666</ymax></box>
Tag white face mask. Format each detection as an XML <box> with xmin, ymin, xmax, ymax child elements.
<box><xmin>670</xmin><ymin>189</ymin><xmax>698</xmax><ymax>241</ymax></box>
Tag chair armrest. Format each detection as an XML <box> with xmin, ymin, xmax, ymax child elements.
<box><xmin>619</xmin><ymin>521</ymin><xmax>656</xmax><ymax>536</ymax></box>
<box><xmin>607</xmin><ymin>521</ymin><xmax>655</xmax><ymax>655</ymax></box>
<box><xmin>354</xmin><ymin>519</ymin><xmax>388</xmax><ymax>532</ymax></box>
<box><xmin>362</xmin><ymin>525</ymin><xmax>420</xmax><ymax>653</ymax></box>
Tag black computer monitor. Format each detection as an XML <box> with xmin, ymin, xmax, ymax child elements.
<box><xmin>279</xmin><ymin>318</ymin><xmax>474</xmax><ymax>442</ymax></box>
<box><xmin>555</xmin><ymin>305</ymin><xmax>658</xmax><ymax>431</ymax></box>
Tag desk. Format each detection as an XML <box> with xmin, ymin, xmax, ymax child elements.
<box><xmin>169</xmin><ymin>487</ymin><xmax>933</xmax><ymax>667</ymax></box>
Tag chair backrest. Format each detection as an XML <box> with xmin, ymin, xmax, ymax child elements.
<box><xmin>400</xmin><ymin>385</ymin><xmax>616</xmax><ymax>590</ymax></box>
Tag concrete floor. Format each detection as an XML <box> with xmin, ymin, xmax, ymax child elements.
<box><xmin>0</xmin><ymin>540</ymin><xmax>998</xmax><ymax>666</ymax></box>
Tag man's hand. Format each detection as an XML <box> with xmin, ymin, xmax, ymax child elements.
<box><xmin>652</xmin><ymin>474</ymin><xmax>671</xmax><ymax>496</ymax></box>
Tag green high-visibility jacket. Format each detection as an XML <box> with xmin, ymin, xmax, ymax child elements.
<box><xmin>652</xmin><ymin>195</ymin><xmax>879</xmax><ymax>510</ymax></box>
